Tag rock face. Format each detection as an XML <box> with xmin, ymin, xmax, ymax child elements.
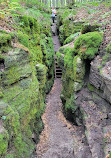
<box><xmin>0</xmin><ymin>10</ymin><xmax>54</xmax><ymax>158</ymax></box>
<box><xmin>90</xmin><ymin>59</ymin><xmax>111</xmax><ymax>104</ymax></box>
<box><xmin>57</xmin><ymin>17</ymin><xmax>111</xmax><ymax>157</ymax></box>
<box><xmin>0</xmin><ymin>47</ymin><xmax>45</xmax><ymax>158</ymax></box>
<box><xmin>58</xmin><ymin>50</ymin><xmax>111</xmax><ymax>157</ymax></box>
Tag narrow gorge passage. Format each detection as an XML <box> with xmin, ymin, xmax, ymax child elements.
<box><xmin>36</xmin><ymin>23</ymin><xmax>74</xmax><ymax>158</ymax></box>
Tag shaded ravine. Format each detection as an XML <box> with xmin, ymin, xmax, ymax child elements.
<box><xmin>36</xmin><ymin>23</ymin><xmax>74</xmax><ymax>158</ymax></box>
<box><xmin>36</xmin><ymin>79</ymin><xmax>74</xmax><ymax>158</ymax></box>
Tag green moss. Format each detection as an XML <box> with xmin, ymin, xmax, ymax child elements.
<box><xmin>73</xmin><ymin>81</ymin><xmax>83</xmax><ymax>92</ymax></box>
<box><xmin>106</xmin><ymin>42</ymin><xmax>111</xmax><ymax>53</ymax></box>
<box><xmin>19</xmin><ymin>15</ymin><xmax>40</xmax><ymax>34</ymax></box>
<box><xmin>64</xmin><ymin>48</ymin><xmax>73</xmax><ymax>69</ymax></box>
<box><xmin>74</xmin><ymin>32</ymin><xmax>103</xmax><ymax>60</ymax></box>
<box><xmin>0</xmin><ymin>34</ymin><xmax>11</xmax><ymax>45</ymax></box>
<box><xmin>56</xmin><ymin>52</ymin><xmax>64</xmax><ymax>69</ymax></box>
<box><xmin>5</xmin><ymin>154</ymin><xmax>14</xmax><ymax>158</ymax></box>
<box><xmin>17</xmin><ymin>32</ymin><xmax>29</xmax><ymax>47</ymax></box>
<box><xmin>35</xmin><ymin>63</ymin><xmax>47</xmax><ymax>89</ymax></box>
<box><xmin>40</xmin><ymin>33</ymin><xmax>46</xmax><ymax>39</ymax></box>
<box><xmin>81</xmin><ymin>24</ymin><xmax>100</xmax><ymax>34</ymax></box>
<box><xmin>0</xmin><ymin>34</ymin><xmax>11</xmax><ymax>53</ymax></box>
<box><xmin>0</xmin><ymin>30</ymin><xmax>8</xmax><ymax>34</ymax></box>
<box><xmin>57</xmin><ymin>10</ymin><xmax>83</xmax><ymax>45</ymax></box>
<box><xmin>30</xmin><ymin>45</ymin><xmax>43</xmax><ymax>64</ymax></box>
<box><xmin>64</xmin><ymin>95</ymin><xmax>77</xmax><ymax>121</ymax></box>
<box><xmin>13</xmin><ymin>133</ymin><xmax>32</xmax><ymax>158</ymax></box>
<box><xmin>28</xmin><ymin>16</ymin><xmax>34</xmax><ymax>28</ymax></box>
<box><xmin>61</xmin><ymin>76</ymin><xmax>74</xmax><ymax>99</ymax></box>
<box><xmin>109</xmin><ymin>152</ymin><xmax>111</xmax><ymax>158</ymax></box>
<box><xmin>40</xmin><ymin>21</ymin><xmax>51</xmax><ymax>37</ymax></box>
<box><xmin>0</xmin><ymin>46</ymin><xmax>9</xmax><ymax>53</ymax></box>
<box><xmin>102</xmin><ymin>53</ymin><xmax>110</xmax><ymax>61</ymax></box>
<box><xmin>33</xmin><ymin>19</ymin><xmax>40</xmax><ymax>34</ymax></box>
<box><xmin>59</xmin><ymin>46</ymin><xmax>65</xmax><ymax>53</ymax></box>
<box><xmin>63</xmin><ymin>32</ymin><xmax>80</xmax><ymax>45</ymax></box>
<box><xmin>0</xmin><ymin>129</ymin><xmax>9</xmax><ymax>156</ymax></box>
<box><xmin>73</xmin><ymin>56</ymin><xmax>85</xmax><ymax>82</ymax></box>
<box><xmin>59</xmin><ymin>25</ymin><xmax>64</xmax><ymax>44</ymax></box>
<box><xmin>0</xmin><ymin>91</ymin><xmax>4</xmax><ymax>98</ymax></box>
<box><xmin>87</xmin><ymin>83</ymin><xmax>95</xmax><ymax>91</ymax></box>
<box><xmin>0</xmin><ymin>5</ymin><xmax>55</xmax><ymax>158</ymax></box>
<box><xmin>21</xmin><ymin>15</ymin><xmax>29</xmax><ymax>27</ymax></box>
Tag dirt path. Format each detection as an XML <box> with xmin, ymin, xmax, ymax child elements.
<box><xmin>51</xmin><ymin>23</ymin><xmax>61</xmax><ymax>53</ymax></box>
<box><xmin>36</xmin><ymin>23</ymin><xmax>74</xmax><ymax>158</ymax></box>
<box><xmin>36</xmin><ymin>79</ymin><xmax>74</xmax><ymax>158</ymax></box>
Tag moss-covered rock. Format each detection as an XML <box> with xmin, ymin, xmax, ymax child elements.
<box><xmin>0</xmin><ymin>125</ymin><xmax>9</xmax><ymax>157</ymax></box>
<box><xmin>0</xmin><ymin>34</ymin><xmax>11</xmax><ymax>53</ymax></box>
<box><xmin>73</xmin><ymin>56</ymin><xmax>85</xmax><ymax>82</ymax></box>
<box><xmin>64</xmin><ymin>95</ymin><xmax>78</xmax><ymax>121</ymax></box>
<box><xmin>74</xmin><ymin>32</ymin><xmax>103</xmax><ymax>60</ymax></box>
<box><xmin>81</xmin><ymin>24</ymin><xmax>100</xmax><ymax>34</ymax></box>
<box><xmin>17</xmin><ymin>32</ymin><xmax>29</xmax><ymax>47</ymax></box>
<box><xmin>57</xmin><ymin>9</ymin><xmax>84</xmax><ymax>45</ymax></box>
<box><xmin>2</xmin><ymin>48</ymin><xmax>32</xmax><ymax>86</ymax></box>
<box><xmin>59</xmin><ymin>21</ymin><xmax>84</xmax><ymax>45</ymax></box>
<box><xmin>73</xmin><ymin>81</ymin><xmax>84</xmax><ymax>92</ymax></box>
<box><xmin>0</xmin><ymin>6</ymin><xmax>54</xmax><ymax>158</ymax></box>
<box><xmin>35</xmin><ymin>63</ymin><xmax>47</xmax><ymax>89</ymax></box>
<box><xmin>56</xmin><ymin>52</ymin><xmax>64</xmax><ymax>69</ymax></box>
<box><xmin>63</xmin><ymin>32</ymin><xmax>80</xmax><ymax>45</ymax></box>
<box><xmin>0</xmin><ymin>34</ymin><xmax>11</xmax><ymax>45</ymax></box>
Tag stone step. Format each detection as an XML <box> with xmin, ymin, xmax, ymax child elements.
<box><xmin>56</xmin><ymin>75</ymin><xmax>62</xmax><ymax>78</ymax></box>
<box><xmin>56</xmin><ymin>69</ymin><xmax>62</xmax><ymax>72</ymax></box>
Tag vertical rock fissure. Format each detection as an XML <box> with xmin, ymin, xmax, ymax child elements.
<box><xmin>84</xmin><ymin>59</ymin><xmax>91</xmax><ymax>84</ymax></box>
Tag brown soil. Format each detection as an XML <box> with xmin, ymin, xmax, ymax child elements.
<box><xmin>36</xmin><ymin>79</ymin><xmax>75</xmax><ymax>158</ymax></box>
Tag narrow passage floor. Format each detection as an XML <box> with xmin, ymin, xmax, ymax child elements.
<box><xmin>36</xmin><ymin>79</ymin><xmax>74</xmax><ymax>158</ymax></box>
<box><xmin>36</xmin><ymin>23</ymin><xmax>74</xmax><ymax>158</ymax></box>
